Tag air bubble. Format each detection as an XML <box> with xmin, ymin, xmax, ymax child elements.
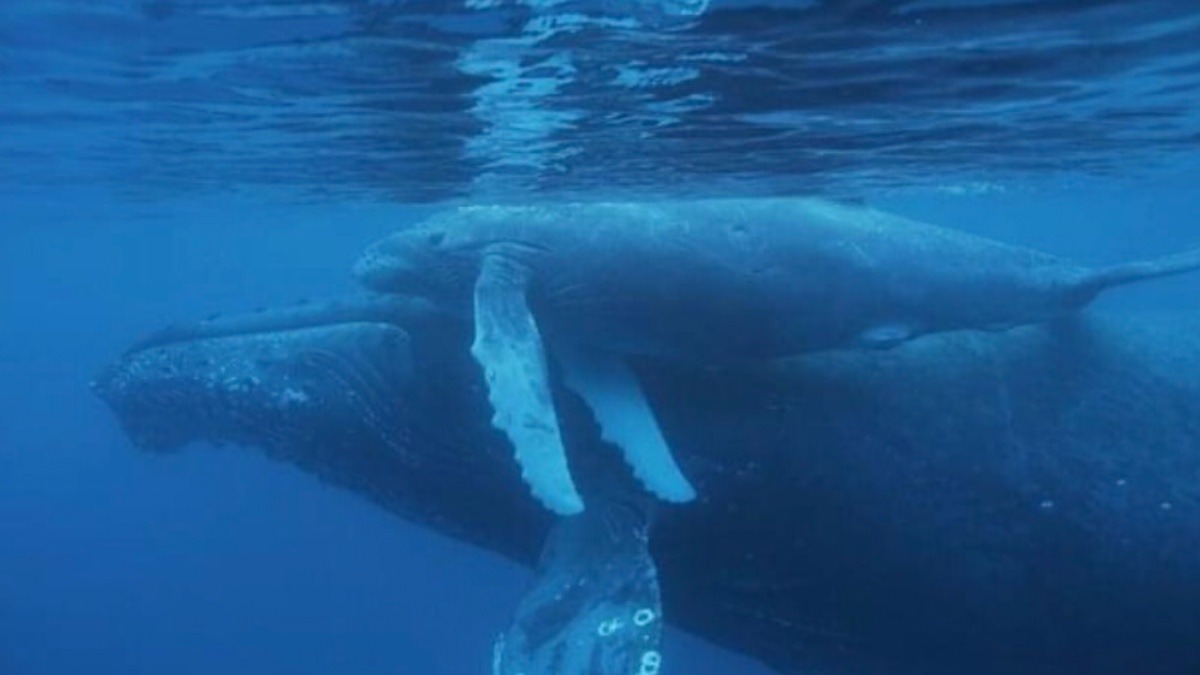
<box><xmin>596</xmin><ymin>618</ymin><xmax>621</xmax><ymax>637</ymax></box>
<box><xmin>632</xmin><ymin>608</ymin><xmax>656</xmax><ymax>627</ymax></box>
<box><xmin>638</xmin><ymin>650</ymin><xmax>662</xmax><ymax>675</ymax></box>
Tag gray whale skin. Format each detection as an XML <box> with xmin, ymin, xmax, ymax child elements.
<box><xmin>94</xmin><ymin>296</ymin><xmax>1200</xmax><ymax>675</ymax></box>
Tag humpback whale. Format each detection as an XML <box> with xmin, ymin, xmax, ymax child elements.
<box><xmin>352</xmin><ymin>197</ymin><xmax>1200</xmax><ymax>514</ymax></box>
<box><xmin>93</xmin><ymin>300</ymin><xmax>1200</xmax><ymax>675</ymax></box>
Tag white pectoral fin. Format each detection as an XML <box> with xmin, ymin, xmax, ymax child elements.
<box><xmin>558</xmin><ymin>345</ymin><xmax>696</xmax><ymax>504</ymax></box>
<box><xmin>471</xmin><ymin>254</ymin><xmax>584</xmax><ymax>516</ymax></box>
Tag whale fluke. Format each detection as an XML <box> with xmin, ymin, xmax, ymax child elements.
<box><xmin>1078</xmin><ymin>246</ymin><xmax>1200</xmax><ymax>304</ymax></box>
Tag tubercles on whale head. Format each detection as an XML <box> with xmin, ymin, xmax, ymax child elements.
<box><xmin>353</xmin><ymin>221</ymin><xmax>470</xmax><ymax>301</ymax></box>
<box><xmin>352</xmin><ymin>239</ymin><xmax>414</xmax><ymax>291</ymax></box>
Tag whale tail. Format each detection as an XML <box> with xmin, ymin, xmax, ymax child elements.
<box><xmin>1072</xmin><ymin>246</ymin><xmax>1200</xmax><ymax>305</ymax></box>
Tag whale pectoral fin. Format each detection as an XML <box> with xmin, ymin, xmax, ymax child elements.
<box><xmin>471</xmin><ymin>254</ymin><xmax>584</xmax><ymax>516</ymax></box>
<box><xmin>557</xmin><ymin>345</ymin><xmax>696</xmax><ymax>504</ymax></box>
<box><xmin>493</xmin><ymin>499</ymin><xmax>664</xmax><ymax>675</ymax></box>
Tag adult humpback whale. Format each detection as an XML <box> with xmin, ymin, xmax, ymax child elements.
<box><xmin>352</xmin><ymin>198</ymin><xmax>1200</xmax><ymax>514</ymax></box>
<box><xmin>93</xmin><ymin>299</ymin><xmax>1200</xmax><ymax>675</ymax></box>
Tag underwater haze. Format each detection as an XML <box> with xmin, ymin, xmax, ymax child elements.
<box><xmin>2</xmin><ymin>2</ymin><xmax>1199</xmax><ymax>674</ymax></box>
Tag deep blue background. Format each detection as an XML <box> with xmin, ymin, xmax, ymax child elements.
<box><xmin>1</xmin><ymin>173</ymin><xmax>1196</xmax><ymax>674</ymax></box>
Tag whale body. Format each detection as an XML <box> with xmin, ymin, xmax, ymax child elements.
<box><xmin>94</xmin><ymin>300</ymin><xmax>1200</xmax><ymax>675</ymax></box>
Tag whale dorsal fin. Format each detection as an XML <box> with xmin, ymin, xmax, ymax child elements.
<box><xmin>471</xmin><ymin>251</ymin><xmax>584</xmax><ymax>516</ymax></box>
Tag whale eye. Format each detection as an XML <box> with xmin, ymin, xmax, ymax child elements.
<box><xmin>856</xmin><ymin>323</ymin><xmax>914</xmax><ymax>349</ymax></box>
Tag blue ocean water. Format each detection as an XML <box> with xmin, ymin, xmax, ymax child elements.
<box><xmin>1</xmin><ymin>2</ymin><xmax>1198</xmax><ymax>674</ymax></box>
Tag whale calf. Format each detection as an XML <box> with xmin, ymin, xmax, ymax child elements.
<box><xmin>353</xmin><ymin>197</ymin><xmax>1200</xmax><ymax>514</ymax></box>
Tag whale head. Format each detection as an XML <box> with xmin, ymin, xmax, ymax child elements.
<box><xmin>353</xmin><ymin>217</ymin><xmax>481</xmax><ymax>306</ymax></box>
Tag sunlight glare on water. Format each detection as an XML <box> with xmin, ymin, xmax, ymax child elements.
<box><xmin>2</xmin><ymin>0</ymin><xmax>1198</xmax><ymax>201</ymax></box>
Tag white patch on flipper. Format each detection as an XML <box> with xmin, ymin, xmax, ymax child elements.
<box><xmin>557</xmin><ymin>345</ymin><xmax>696</xmax><ymax>504</ymax></box>
<box><xmin>471</xmin><ymin>253</ymin><xmax>584</xmax><ymax>516</ymax></box>
<box><xmin>493</xmin><ymin>496</ymin><xmax>663</xmax><ymax>675</ymax></box>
